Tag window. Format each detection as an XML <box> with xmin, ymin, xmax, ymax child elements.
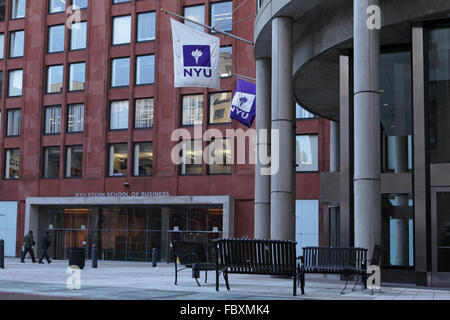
<box><xmin>5</xmin><ymin>149</ymin><xmax>20</xmax><ymax>180</ymax></box>
<box><xmin>8</xmin><ymin>69</ymin><xmax>23</xmax><ymax>97</ymax></box>
<box><xmin>209</xmin><ymin>92</ymin><xmax>231</xmax><ymax>124</ymax></box>
<box><xmin>386</xmin><ymin>136</ymin><xmax>413</xmax><ymax>171</ymax></box>
<box><xmin>47</xmin><ymin>65</ymin><xmax>64</xmax><ymax>93</ymax></box>
<box><xmin>69</xmin><ymin>62</ymin><xmax>85</xmax><ymax>91</ymax></box>
<box><xmin>6</xmin><ymin>109</ymin><xmax>21</xmax><ymax>136</ymax></box>
<box><xmin>135</xmin><ymin>98</ymin><xmax>153</xmax><ymax>129</ymax></box>
<box><xmin>428</xmin><ymin>27</ymin><xmax>450</xmax><ymax>164</ymax></box>
<box><xmin>136</xmin><ymin>55</ymin><xmax>155</xmax><ymax>85</ymax></box>
<box><xmin>49</xmin><ymin>0</ymin><xmax>65</xmax><ymax>13</ymax></box>
<box><xmin>67</xmin><ymin>104</ymin><xmax>84</xmax><ymax>133</ymax></box>
<box><xmin>10</xmin><ymin>30</ymin><xmax>24</xmax><ymax>58</ymax></box>
<box><xmin>380</xmin><ymin>50</ymin><xmax>413</xmax><ymax>172</ymax></box>
<box><xmin>211</xmin><ymin>1</ymin><xmax>233</xmax><ymax>32</ymax></box>
<box><xmin>44</xmin><ymin>105</ymin><xmax>62</xmax><ymax>134</ymax></box>
<box><xmin>184</xmin><ymin>5</ymin><xmax>205</xmax><ymax>32</ymax></box>
<box><xmin>70</xmin><ymin>21</ymin><xmax>87</xmax><ymax>50</ymax></box>
<box><xmin>66</xmin><ymin>145</ymin><xmax>82</xmax><ymax>178</ymax></box>
<box><xmin>182</xmin><ymin>94</ymin><xmax>203</xmax><ymax>126</ymax></box>
<box><xmin>220</xmin><ymin>46</ymin><xmax>232</xmax><ymax>78</ymax></box>
<box><xmin>0</xmin><ymin>34</ymin><xmax>4</xmax><ymax>59</ymax></box>
<box><xmin>296</xmin><ymin>104</ymin><xmax>316</xmax><ymax>119</ymax></box>
<box><xmin>109</xmin><ymin>143</ymin><xmax>128</xmax><ymax>177</ymax></box>
<box><xmin>48</xmin><ymin>25</ymin><xmax>65</xmax><ymax>53</ymax></box>
<box><xmin>296</xmin><ymin>135</ymin><xmax>319</xmax><ymax>172</ymax></box>
<box><xmin>112</xmin><ymin>15</ymin><xmax>131</xmax><ymax>45</ymax></box>
<box><xmin>180</xmin><ymin>139</ymin><xmax>202</xmax><ymax>175</ymax></box>
<box><xmin>110</xmin><ymin>100</ymin><xmax>129</xmax><ymax>130</ymax></box>
<box><xmin>137</xmin><ymin>12</ymin><xmax>156</xmax><ymax>42</ymax></box>
<box><xmin>381</xmin><ymin>194</ymin><xmax>414</xmax><ymax>267</ymax></box>
<box><xmin>111</xmin><ymin>57</ymin><xmax>130</xmax><ymax>87</ymax></box>
<box><xmin>207</xmin><ymin>138</ymin><xmax>232</xmax><ymax>174</ymax></box>
<box><xmin>328</xmin><ymin>207</ymin><xmax>340</xmax><ymax>247</ymax></box>
<box><xmin>133</xmin><ymin>142</ymin><xmax>153</xmax><ymax>176</ymax></box>
<box><xmin>11</xmin><ymin>0</ymin><xmax>26</xmax><ymax>19</ymax></box>
<box><xmin>113</xmin><ymin>0</ymin><xmax>129</xmax><ymax>3</ymax></box>
<box><xmin>73</xmin><ymin>0</ymin><xmax>88</xmax><ymax>10</ymax></box>
<box><xmin>0</xmin><ymin>1</ymin><xmax>5</xmax><ymax>21</ymax></box>
<box><xmin>436</xmin><ymin>192</ymin><xmax>450</xmax><ymax>272</ymax></box>
<box><xmin>43</xmin><ymin>146</ymin><xmax>60</xmax><ymax>178</ymax></box>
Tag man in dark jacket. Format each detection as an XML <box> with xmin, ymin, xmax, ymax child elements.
<box><xmin>38</xmin><ymin>231</ymin><xmax>52</xmax><ymax>264</ymax></box>
<box><xmin>21</xmin><ymin>231</ymin><xmax>36</xmax><ymax>263</ymax></box>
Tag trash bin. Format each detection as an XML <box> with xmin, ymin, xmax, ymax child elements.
<box><xmin>68</xmin><ymin>247</ymin><xmax>85</xmax><ymax>269</ymax></box>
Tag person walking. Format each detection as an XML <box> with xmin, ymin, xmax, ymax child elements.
<box><xmin>21</xmin><ymin>231</ymin><xmax>36</xmax><ymax>263</ymax></box>
<box><xmin>38</xmin><ymin>231</ymin><xmax>52</xmax><ymax>264</ymax></box>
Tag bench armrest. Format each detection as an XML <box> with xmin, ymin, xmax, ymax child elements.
<box><xmin>176</xmin><ymin>251</ymin><xmax>201</xmax><ymax>263</ymax></box>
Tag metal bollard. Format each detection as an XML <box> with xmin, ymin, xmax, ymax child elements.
<box><xmin>0</xmin><ymin>239</ymin><xmax>4</xmax><ymax>269</ymax></box>
<box><xmin>152</xmin><ymin>248</ymin><xmax>157</xmax><ymax>267</ymax></box>
<box><xmin>92</xmin><ymin>244</ymin><xmax>98</xmax><ymax>269</ymax></box>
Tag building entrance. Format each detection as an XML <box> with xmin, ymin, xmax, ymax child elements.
<box><xmin>37</xmin><ymin>205</ymin><xmax>223</xmax><ymax>262</ymax></box>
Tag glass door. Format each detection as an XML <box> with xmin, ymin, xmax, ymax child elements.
<box><xmin>431</xmin><ymin>189</ymin><xmax>450</xmax><ymax>286</ymax></box>
<box><xmin>48</xmin><ymin>230</ymin><xmax>87</xmax><ymax>260</ymax></box>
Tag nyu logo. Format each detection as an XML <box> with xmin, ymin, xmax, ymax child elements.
<box><xmin>231</xmin><ymin>92</ymin><xmax>256</xmax><ymax>119</ymax></box>
<box><xmin>183</xmin><ymin>45</ymin><xmax>212</xmax><ymax>78</ymax></box>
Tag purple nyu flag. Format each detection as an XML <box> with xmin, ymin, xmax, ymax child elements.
<box><xmin>230</xmin><ymin>79</ymin><xmax>256</xmax><ymax>128</ymax></box>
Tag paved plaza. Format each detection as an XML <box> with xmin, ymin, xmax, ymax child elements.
<box><xmin>0</xmin><ymin>258</ymin><xmax>449</xmax><ymax>300</ymax></box>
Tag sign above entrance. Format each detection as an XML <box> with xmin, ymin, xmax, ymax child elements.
<box><xmin>74</xmin><ymin>192</ymin><xmax>171</xmax><ymax>199</ymax></box>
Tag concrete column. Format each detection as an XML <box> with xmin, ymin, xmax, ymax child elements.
<box><xmin>330</xmin><ymin>121</ymin><xmax>340</xmax><ymax>173</ymax></box>
<box><xmin>270</xmin><ymin>17</ymin><xmax>295</xmax><ymax>241</ymax></box>
<box><xmin>353</xmin><ymin>0</ymin><xmax>381</xmax><ymax>256</ymax></box>
<box><xmin>254</xmin><ymin>58</ymin><xmax>271</xmax><ymax>239</ymax></box>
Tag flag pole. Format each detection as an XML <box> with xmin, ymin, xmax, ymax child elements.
<box><xmin>161</xmin><ymin>8</ymin><xmax>255</xmax><ymax>46</ymax></box>
<box><xmin>234</xmin><ymin>73</ymin><xmax>256</xmax><ymax>82</ymax></box>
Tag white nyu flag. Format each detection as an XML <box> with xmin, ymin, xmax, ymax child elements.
<box><xmin>171</xmin><ymin>19</ymin><xmax>220</xmax><ymax>90</ymax></box>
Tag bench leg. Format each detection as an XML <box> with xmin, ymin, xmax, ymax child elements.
<box><xmin>205</xmin><ymin>270</ymin><xmax>208</xmax><ymax>284</ymax></box>
<box><xmin>224</xmin><ymin>271</ymin><xmax>230</xmax><ymax>291</ymax></box>
<box><xmin>195</xmin><ymin>277</ymin><xmax>201</xmax><ymax>287</ymax></box>
<box><xmin>293</xmin><ymin>275</ymin><xmax>297</xmax><ymax>296</ymax></box>
<box><xmin>174</xmin><ymin>261</ymin><xmax>178</xmax><ymax>285</ymax></box>
<box><xmin>216</xmin><ymin>268</ymin><xmax>219</xmax><ymax>291</ymax></box>
<box><xmin>300</xmin><ymin>273</ymin><xmax>305</xmax><ymax>295</ymax></box>
<box><xmin>362</xmin><ymin>273</ymin><xmax>367</xmax><ymax>290</ymax></box>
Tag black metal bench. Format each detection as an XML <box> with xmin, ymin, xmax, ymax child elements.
<box><xmin>214</xmin><ymin>238</ymin><xmax>298</xmax><ymax>296</ymax></box>
<box><xmin>171</xmin><ymin>241</ymin><xmax>216</xmax><ymax>286</ymax></box>
<box><xmin>298</xmin><ymin>247</ymin><xmax>368</xmax><ymax>295</ymax></box>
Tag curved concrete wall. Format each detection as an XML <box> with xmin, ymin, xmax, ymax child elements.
<box><xmin>254</xmin><ymin>0</ymin><xmax>450</xmax><ymax>120</ymax></box>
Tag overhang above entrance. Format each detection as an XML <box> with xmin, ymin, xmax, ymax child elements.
<box><xmin>25</xmin><ymin>195</ymin><xmax>235</xmax><ymax>242</ymax></box>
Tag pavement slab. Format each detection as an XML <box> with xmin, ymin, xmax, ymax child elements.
<box><xmin>0</xmin><ymin>258</ymin><xmax>449</xmax><ymax>300</ymax></box>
